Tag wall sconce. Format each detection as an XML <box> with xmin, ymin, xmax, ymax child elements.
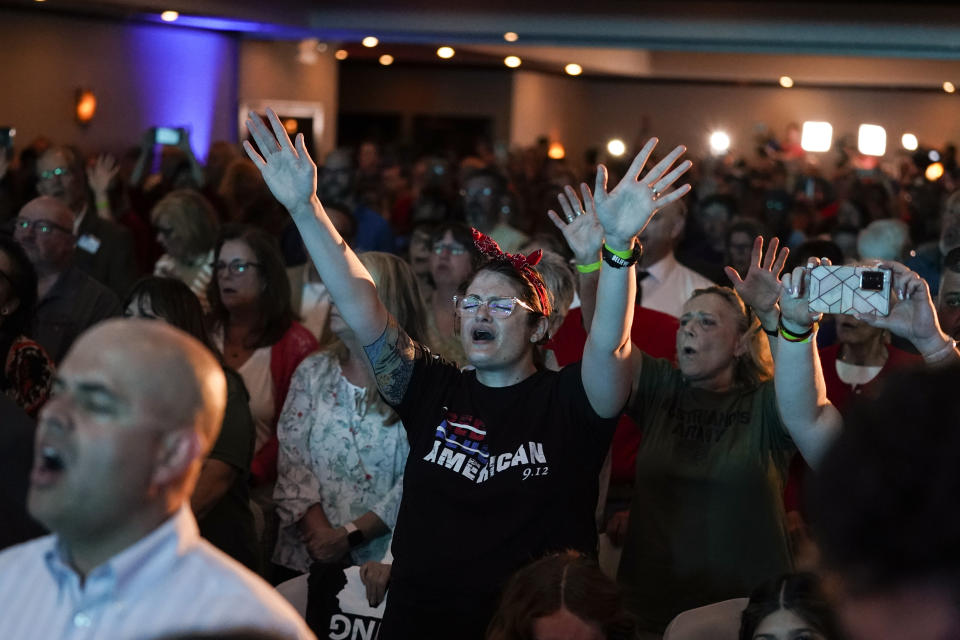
<box><xmin>76</xmin><ymin>88</ymin><xmax>97</xmax><ymax>126</ymax></box>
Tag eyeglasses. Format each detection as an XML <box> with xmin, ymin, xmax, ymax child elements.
<box><xmin>454</xmin><ymin>294</ymin><xmax>534</xmax><ymax>317</ymax></box>
<box><xmin>432</xmin><ymin>243</ymin><xmax>467</xmax><ymax>256</ymax></box>
<box><xmin>214</xmin><ymin>259</ymin><xmax>261</xmax><ymax>276</ymax></box>
<box><xmin>38</xmin><ymin>167</ymin><xmax>71</xmax><ymax>182</ymax></box>
<box><xmin>13</xmin><ymin>218</ymin><xmax>72</xmax><ymax>235</ymax></box>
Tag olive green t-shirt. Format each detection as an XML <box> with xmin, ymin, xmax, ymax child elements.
<box><xmin>618</xmin><ymin>354</ymin><xmax>795</xmax><ymax>632</ymax></box>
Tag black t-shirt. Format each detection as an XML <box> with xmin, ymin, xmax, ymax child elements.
<box><xmin>384</xmin><ymin>351</ymin><xmax>617</xmax><ymax>633</ymax></box>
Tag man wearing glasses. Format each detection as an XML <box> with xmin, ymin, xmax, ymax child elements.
<box><xmin>13</xmin><ymin>196</ymin><xmax>120</xmax><ymax>363</ymax></box>
<box><xmin>36</xmin><ymin>148</ymin><xmax>136</xmax><ymax>298</ymax></box>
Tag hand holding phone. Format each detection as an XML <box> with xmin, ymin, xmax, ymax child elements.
<box><xmin>807</xmin><ymin>264</ymin><xmax>892</xmax><ymax>317</ymax></box>
<box><xmin>154</xmin><ymin>127</ymin><xmax>181</xmax><ymax>146</ymax></box>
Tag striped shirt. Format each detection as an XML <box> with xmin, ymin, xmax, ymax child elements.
<box><xmin>0</xmin><ymin>506</ymin><xmax>315</xmax><ymax>640</ymax></box>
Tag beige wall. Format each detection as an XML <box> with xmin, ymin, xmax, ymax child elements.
<box><xmin>238</xmin><ymin>39</ymin><xmax>339</xmax><ymax>159</ymax></box>
<box><xmin>0</xmin><ymin>10</ymin><xmax>237</xmax><ymax>159</ymax></box>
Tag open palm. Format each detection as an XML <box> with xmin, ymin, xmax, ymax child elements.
<box><xmin>243</xmin><ymin>108</ymin><xmax>318</xmax><ymax>214</ymax></box>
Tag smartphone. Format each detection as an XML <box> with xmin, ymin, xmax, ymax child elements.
<box><xmin>0</xmin><ymin>127</ymin><xmax>14</xmax><ymax>152</ymax></box>
<box><xmin>807</xmin><ymin>264</ymin><xmax>892</xmax><ymax>316</ymax></box>
<box><xmin>154</xmin><ymin>127</ymin><xmax>181</xmax><ymax>146</ymax></box>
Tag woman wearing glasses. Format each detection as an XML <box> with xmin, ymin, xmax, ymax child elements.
<box><xmin>207</xmin><ymin>224</ymin><xmax>317</xmax><ymax>571</ymax></box>
<box><xmin>244</xmin><ymin>108</ymin><xmax>691</xmax><ymax>638</ymax></box>
<box><xmin>150</xmin><ymin>189</ymin><xmax>219</xmax><ymax>313</ymax></box>
<box><xmin>424</xmin><ymin>221</ymin><xmax>480</xmax><ymax>366</ymax></box>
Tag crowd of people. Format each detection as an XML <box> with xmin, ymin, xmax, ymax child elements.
<box><xmin>0</xmin><ymin>107</ymin><xmax>958</xmax><ymax>640</ymax></box>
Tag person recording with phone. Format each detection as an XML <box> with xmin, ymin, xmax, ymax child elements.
<box><xmin>555</xmin><ymin>197</ymin><xmax>841</xmax><ymax>635</ymax></box>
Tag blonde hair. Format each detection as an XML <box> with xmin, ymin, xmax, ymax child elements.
<box><xmin>322</xmin><ymin>251</ymin><xmax>431</xmax><ymax>424</ymax></box>
<box><xmin>688</xmin><ymin>286</ymin><xmax>773</xmax><ymax>387</ymax></box>
<box><xmin>150</xmin><ymin>189</ymin><xmax>219</xmax><ymax>259</ymax></box>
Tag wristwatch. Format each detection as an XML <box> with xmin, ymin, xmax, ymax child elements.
<box><xmin>343</xmin><ymin>521</ymin><xmax>365</xmax><ymax>548</ymax></box>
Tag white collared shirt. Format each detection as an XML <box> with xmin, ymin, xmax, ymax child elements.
<box><xmin>640</xmin><ymin>252</ymin><xmax>716</xmax><ymax>318</ymax></box>
<box><xmin>0</xmin><ymin>506</ymin><xmax>314</xmax><ymax>640</ymax></box>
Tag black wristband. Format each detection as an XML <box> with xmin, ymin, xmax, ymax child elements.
<box><xmin>601</xmin><ymin>243</ymin><xmax>642</xmax><ymax>269</ymax></box>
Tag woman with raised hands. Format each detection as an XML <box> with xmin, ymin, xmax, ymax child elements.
<box><xmin>243</xmin><ymin>108</ymin><xmax>691</xmax><ymax>639</ymax></box>
<box><xmin>553</xmin><ymin>199</ymin><xmax>842</xmax><ymax>635</ymax></box>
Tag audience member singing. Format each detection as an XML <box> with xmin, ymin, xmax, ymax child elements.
<box><xmin>0</xmin><ymin>319</ymin><xmax>313</xmax><ymax>639</ymax></box>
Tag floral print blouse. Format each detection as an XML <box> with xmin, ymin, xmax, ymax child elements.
<box><xmin>273</xmin><ymin>351</ymin><xmax>408</xmax><ymax>572</ymax></box>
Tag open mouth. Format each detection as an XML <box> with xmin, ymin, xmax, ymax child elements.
<box><xmin>32</xmin><ymin>444</ymin><xmax>67</xmax><ymax>487</ymax></box>
<box><xmin>472</xmin><ymin>328</ymin><xmax>495</xmax><ymax>342</ymax></box>
<box><xmin>221</xmin><ymin>287</ymin><xmax>237</xmax><ymax>294</ymax></box>
<box><xmin>680</xmin><ymin>346</ymin><xmax>697</xmax><ymax>356</ymax></box>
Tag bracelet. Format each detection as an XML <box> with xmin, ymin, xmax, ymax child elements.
<box><xmin>778</xmin><ymin>317</ymin><xmax>817</xmax><ymax>343</ymax></box>
<box><xmin>922</xmin><ymin>338</ymin><xmax>958</xmax><ymax>364</ymax></box>
<box><xmin>601</xmin><ymin>242</ymin><xmax>642</xmax><ymax>269</ymax></box>
<box><xmin>576</xmin><ymin>260</ymin><xmax>602</xmax><ymax>274</ymax></box>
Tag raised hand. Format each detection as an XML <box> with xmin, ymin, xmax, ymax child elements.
<box><xmin>780</xmin><ymin>259</ymin><xmax>824</xmax><ymax>333</ymax></box>
<box><xmin>547</xmin><ymin>183</ymin><xmax>604</xmax><ymax>266</ymax></box>
<box><xmin>854</xmin><ymin>261</ymin><xmax>947</xmax><ymax>354</ymax></box>
<box><xmin>725</xmin><ymin>236</ymin><xmax>789</xmax><ymax>328</ymax></box>
<box><xmin>87</xmin><ymin>154</ymin><xmax>119</xmax><ymax>196</ymax></box>
<box><xmin>592</xmin><ymin>139</ymin><xmax>692</xmax><ymax>249</ymax></box>
<box><xmin>243</xmin><ymin>108</ymin><xmax>318</xmax><ymax>215</ymax></box>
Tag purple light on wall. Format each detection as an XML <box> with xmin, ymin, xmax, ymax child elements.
<box><xmin>125</xmin><ymin>24</ymin><xmax>237</xmax><ymax>161</ymax></box>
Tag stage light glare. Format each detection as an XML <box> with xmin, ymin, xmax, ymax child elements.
<box><xmin>548</xmin><ymin>142</ymin><xmax>566</xmax><ymax>160</ymax></box>
<box><xmin>709</xmin><ymin>131</ymin><xmax>731</xmax><ymax>154</ymax></box>
<box><xmin>160</xmin><ymin>10</ymin><xmax>179</xmax><ymax>22</ymax></box>
<box><xmin>334</xmin><ymin>49</ymin><xmax>348</xmax><ymax>60</ymax></box>
<box><xmin>564</xmin><ymin>63</ymin><xmax>583</xmax><ymax>76</ymax></box>
<box><xmin>801</xmin><ymin>121</ymin><xmax>833</xmax><ymax>153</ymax></box>
<box><xmin>437</xmin><ymin>46</ymin><xmax>455</xmax><ymax>59</ymax></box>
<box><xmin>901</xmin><ymin>133</ymin><xmax>918</xmax><ymax>151</ymax></box>
<box><xmin>504</xmin><ymin>32</ymin><xmax>519</xmax><ymax>42</ymax></box>
<box><xmin>926</xmin><ymin>162</ymin><xmax>945</xmax><ymax>181</ymax></box>
<box><xmin>504</xmin><ymin>56</ymin><xmax>522</xmax><ymax>68</ymax></box>
<box><xmin>607</xmin><ymin>139</ymin><xmax>626</xmax><ymax>157</ymax></box>
<box><xmin>779</xmin><ymin>76</ymin><xmax>794</xmax><ymax>88</ymax></box>
<box><xmin>378</xmin><ymin>54</ymin><xmax>394</xmax><ymax>66</ymax></box>
<box><xmin>362</xmin><ymin>36</ymin><xmax>379</xmax><ymax>48</ymax></box>
<box><xmin>858</xmin><ymin>124</ymin><xmax>887</xmax><ymax>157</ymax></box>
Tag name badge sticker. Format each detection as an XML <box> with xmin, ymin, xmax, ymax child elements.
<box><xmin>77</xmin><ymin>234</ymin><xmax>101</xmax><ymax>254</ymax></box>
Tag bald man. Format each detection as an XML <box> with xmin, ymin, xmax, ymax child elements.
<box><xmin>36</xmin><ymin>147</ymin><xmax>137</xmax><ymax>297</ymax></box>
<box><xmin>13</xmin><ymin>196</ymin><xmax>120</xmax><ymax>363</ymax></box>
<box><xmin>637</xmin><ymin>200</ymin><xmax>714</xmax><ymax>318</ymax></box>
<box><xmin>0</xmin><ymin>320</ymin><xmax>313</xmax><ymax>639</ymax></box>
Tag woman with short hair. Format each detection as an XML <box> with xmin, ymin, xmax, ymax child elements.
<box><xmin>150</xmin><ymin>189</ymin><xmax>219</xmax><ymax>312</ymax></box>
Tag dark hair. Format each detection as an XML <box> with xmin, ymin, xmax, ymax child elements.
<box><xmin>811</xmin><ymin>365</ymin><xmax>960</xmax><ymax>596</ymax></box>
<box><xmin>323</xmin><ymin>201</ymin><xmax>357</xmax><ymax>246</ymax></box>
<box><xmin>124</xmin><ymin>276</ymin><xmax>218</xmax><ymax>356</ymax></box>
<box><xmin>698</xmin><ymin>194</ymin><xmax>739</xmax><ymax>220</ymax></box>
<box><xmin>0</xmin><ymin>235</ymin><xmax>39</xmax><ymax>343</ymax></box>
<box><xmin>487</xmin><ymin>551</ymin><xmax>637</xmax><ymax>640</ymax></box>
<box><xmin>943</xmin><ymin>246</ymin><xmax>960</xmax><ymax>274</ymax></box>
<box><xmin>430</xmin><ymin>221</ymin><xmax>483</xmax><ymax>269</ymax></box>
<box><xmin>784</xmin><ymin>239</ymin><xmax>845</xmax><ymax>272</ymax></box>
<box><xmin>739</xmin><ymin>573</ymin><xmax>844</xmax><ymax>640</ymax></box>
<box><xmin>726</xmin><ymin>218</ymin><xmax>767</xmax><ymax>245</ymax></box>
<box><xmin>208</xmin><ymin>224</ymin><xmax>293</xmax><ymax>348</ymax></box>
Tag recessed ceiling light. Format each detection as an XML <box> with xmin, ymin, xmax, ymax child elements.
<box><xmin>607</xmin><ymin>139</ymin><xmax>626</xmax><ymax>157</ymax></box>
<box><xmin>944</xmin><ymin>81</ymin><xmax>956</xmax><ymax>93</ymax></box>
<box><xmin>160</xmin><ymin>10</ymin><xmax>179</xmax><ymax>22</ymax></box>
<box><xmin>437</xmin><ymin>46</ymin><xmax>455</xmax><ymax>59</ymax></box>
<box><xmin>564</xmin><ymin>63</ymin><xmax>583</xmax><ymax>76</ymax></box>
<box><xmin>334</xmin><ymin>49</ymin><xmax>348</xmax><ymax>61</ymax></box>
<box><xmin>379</xmin><ymin>54</ymin><xmax>394</xmax><ymax>66</ymax></box>
<box><xmin>504</xmin><ymin>56</ymin><xmax>522</xmax><ymax>68</ymax></box>
<box><xmin>362</xmin><ymin>36</ymin><xmax>379</xmax><ymax>48</ymax></box>
<box><xmin>901</xmin><ymin>133</ymin><xmax>918</xmax><ymax>151</ymax></box>
<box><xmin>779</xmin><ymin>76</ymin><xmax>794</xmax><ymax>88</ymax></box>
<box><xmin>504</xmin><ymin>32</ymin><xmax>519</xmax><ymax>42</ymax></box>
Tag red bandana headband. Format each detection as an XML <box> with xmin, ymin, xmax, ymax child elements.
<box><xmin>471</xmin><ymin>228</ymin><xmax>550</xmax><ymax>315</ymax></box>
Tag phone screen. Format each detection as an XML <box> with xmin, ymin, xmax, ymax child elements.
<box><xmin>155</xmin><ymin>127</ymin><xmax>181</xmax><ymax>145</ymax></box>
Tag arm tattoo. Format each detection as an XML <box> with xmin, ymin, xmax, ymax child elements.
<box><xmin>363</xmin><ymin>315</ymin><xmax>420</xmax><ymax>405</ymax></box>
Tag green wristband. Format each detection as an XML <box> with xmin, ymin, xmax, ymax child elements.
<box><xmin>576</xmin><ymin>260</ymin><xmax>602</xmax><ymax>274</ymax></box>
<box><xmin>603</xmin><ymin>243</ymin><xmax>635</xmax><ymax>260</ymax></box>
